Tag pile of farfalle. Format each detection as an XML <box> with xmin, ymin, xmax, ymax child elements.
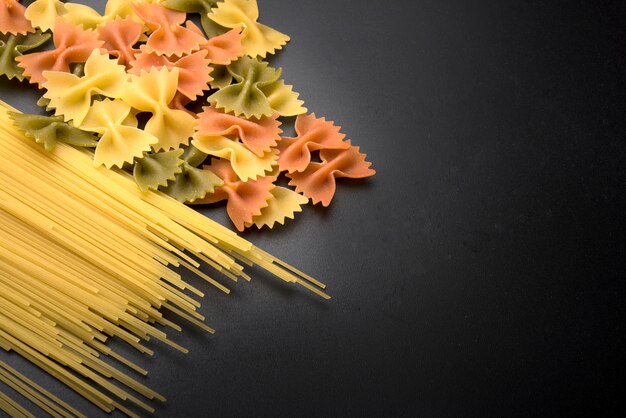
<box><xmin>0</xmin><ymin>0</ymin><xmax>375</xmax><ymax>231</ymax></box>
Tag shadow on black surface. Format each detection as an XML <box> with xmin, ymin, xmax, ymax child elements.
<box><xmin>0</xmin><ymin>76</ymin><xmax>46</xmax><ymax>114</ymax></box>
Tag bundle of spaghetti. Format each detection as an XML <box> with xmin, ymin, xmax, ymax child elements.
<box><xmin>0</xmin><ymin>360</ymin><xmax>85</xmax><ymax>418</ymax></box>
<box><xmin>0</xmin><ymin>101</ymin><xmax>328</xmax><ymax>416</ymax></box>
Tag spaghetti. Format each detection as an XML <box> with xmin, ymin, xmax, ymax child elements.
<box><xmin>0</xmin><ymin>101</ymin><xmax>327</xmax><ymax>416</ymax></box>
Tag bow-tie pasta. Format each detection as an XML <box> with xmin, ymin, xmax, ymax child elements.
<box><xmin>1</xmin><ymin>0</ymin><xmax>374</xmax><ymax>233</ymax></box>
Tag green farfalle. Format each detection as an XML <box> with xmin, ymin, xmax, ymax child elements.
<box><xmin>37</xmin><ymin>96</ymin><xmax>51</xmax><ymax>108</ymax></box>
<box><xmin>208</xmin><ymin>64</ymin><xmax>233</xmax><ymax>89</ymax></box>
<box><xmin>69</xmin><ymin>62</ymin><xmax>85</xmax><ymax>77</ymax></box>
<box><xmin>0</xmin><ymin>30</ymin><xmax>50</xmax><ymax>81</ymax></box>
<box><xmin>160</xmin><ymin>145</ymin><xmax>223</xmax><ymax>203</ymax></box>
<box><xmin>209</xmin><ymin>56</ymin><xmax>280</xmax><ymax>118</ymax></box>
<box><xmin>133</xmin><ymin>149</ymin><xmax>185</xmax><ymax>192</ymax></box>
<box><xmin>8</xmin><ymin>112</ymin><xmax>99</xmax><ymax>152</ymax></box>
<box><xmin>209</xmin><ymin>56</ymin><xmax>306</xmax><ymax>118</ymax></box>
<box><xmin>163</xmin><ymin>0</ymin><xmax>228</xmax><ymax>37</ymax></box>
<box><xmin>163</xmin><ymin>0</ymin><xmax>218</xmax><ymax>14</ymax></box>
<box><xmin>200</xmin><ymin>15</ymin><xmax>230</xmax><ymax>38</ymax></box>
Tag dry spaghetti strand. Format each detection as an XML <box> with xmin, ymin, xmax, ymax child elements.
<box><xmin>0</xmin><ymin>101</ymin><xmax>328</xmax><ymax>416</ymax></box>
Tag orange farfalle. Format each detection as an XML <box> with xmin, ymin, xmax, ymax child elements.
<box><xmin>196</xmin><ymin>105</ymin><xmax>281</xmax><ymax>157</ymax></box>
<box><xmin>17</xmin><ymin>17</ymin><xmax>102</xmax><ymax>86</ymax></box>
<box><xmin>132</xmin><ymin>3</ymin><xmax>206</xmax><ymax>57</ymax></box>
<box><xmin>130</xmin><ymin>47</ymin><xmax>212</xmax><ymax>100</ymax></box>
<box><xmin>97</xmin><ymin>17</ymin><xmax>144</xmax><ymax>68</ymax></box>
<box><xmin>276</xmin><ymin>113</ymin><xmax>350</xmax><ymax>173</ymax></box>
<box><xmin>169</xmin><ymin>91</ymin><xmax>195</xmax><ymax>116</ymax></box>
<box><xmin>187</xmin><ymin>22</ymin><xmax>243</xmax><ymax>65</ymax></box>
<box><xmin>287</xmin><ymin>144</ymin><xmax>376</xmax><ymax>207</ymax></box>
<box><xmin>0</xmin><ymin>0</ymin><xmax>34</xmax><ymax>35</ymax></box>
<box><xmin>193</xmin><ymin>159</ymin><xmax>275</xmax><ymax>231</ymax></box>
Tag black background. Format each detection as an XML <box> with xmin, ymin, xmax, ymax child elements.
<box><xmin>1</xmin><ymin>0</ymin><xmax>625</xmax><ymax>417</ymax></box>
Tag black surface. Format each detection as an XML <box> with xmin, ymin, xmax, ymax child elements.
<box><xmin>1</xmin><ymin>0</ymin><xmax>626</xmax><ymax>417</ymax></box>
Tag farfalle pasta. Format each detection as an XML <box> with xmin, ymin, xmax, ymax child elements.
<box><xmin>0</xmin><ymin>30</ymin><xmax>50</xmax><ymax>81</ymax></box>
<box><xmin>97</xmin><ymin>17</ymin><xmax>144</xmax><ymax>68</ymax></box>
<box><xmin>42</xmin><ymin>49</ymin><xmax>127</xmax><ymax>125</ymax></box>
<box><xmin>17</xmin><ymin>17</ymin><xmax>103</xmax><ymax>86</ymax></box>
<box><xmin>133</xmin><ymin>149</ymin><xmax>185</xmax><ymax>192</ymax></box>
<box><xmin>261</xmin><ymin>78</ymin><xmax>307</xmax><ymax>117</ymax></box>
<box><xmin>209</xmin><ymin>57</ymin><xmax>280</xmax><ymax>118</ymax></box>
<box><xmin>170</xmin><ymin>90</ymin><xmax>195</xmax><ymax>114</ymax></box>
<box><xmin>196</xmin><ymin>105</ymin><xmax>281</xmax><ymax>156</ymax></box>
<box><xmin>81</xmin><ymin>99</ymin><xmax>159</xmax><ymax>168</ymax></box>
<box><xmin>8</xmin><ymin>112</ymin><xmax>98</xmax><ymax>151</ymax></box>
<box><xmin>209</xmin><ymin>63</ymin><xmax>233</xmax><ymax>89</ymax></box>
<box><xmin>160</xmin><ymin>145</ymin><xmax>224</xmax><ymax>202</ymax></box>
<box><xmin>63</xmin><ymin>0</ymin><xmax>142</xmax><ymax>29</ymax></box>
<box><xmin>200</xmin><ymin>27</ymin><xmax>243</xmax><ymax>65</ymax></box>
<box><xmin>277</xmin><ymin>113</ymin><xmax>350</xmax><ymax>173</ymax></box>
<box><xmin>0</xmin><ymin>0</ymin><xmax>34</xmax><ymax>36</ymax></box>
<box><xmin>209</xmin><ymin>56</ymin><xmax>305</xmax><ymax>118</ymax></box>
<box><xmin>198</xmin><ymin>158</ymin><xmax>275</xmax><ymax>231</ymax></box>
<box><xmin>2</xmin><ymin>0</ymin><xmax>370</xmax><ymax>231</ymax></box>
<box><xmin>246</xmin><ymin>186</ymin><xmax>309</xmax><ymax>230</ymax></box>
<box><xmin>163</xmin><ymin>0</ymin><xmax>223</xmax><ymax>37</ymax></box>
<box><xmin>208</xmin><ymin>0</ymin><xmax>289</xmax><ymax>58</ymax></box>
<box><xmin>209</xmin><ymin>56</ymin><xmax>280</xmax><ymax>117</ymax></box>
<box><xmin>120</xmin><ymin>66</ymin><xmax>196</xmax><ymax>151</ymax></box>
<box><xmin>193</xmin><ymin>134</ymin><xmax>276</xmax><ymax>181</ymax></box>
<box><xmin>186</xmin><ymin>22</ymin><xmax>243</xmax><ymax>65</ymax></box>
<box><xmin>133</xmin><ymin>2</ymin><xmax>206</xmax><ymax>57</ymax></box>
<box><xmin>130</xmin><ymin>48</ymin><xmax>212</xmax><ymax>100</ymax></box>
<box><xmin>164</xmin><ymin>0</ymin><xmax>218</xmax><ymax>15</ymax></box>
<box><xmin>1</xmin><ymin>0</ymin><xmax>373</xmax><ymax>233</ymax></box>
<box><xmin>287</xmin><ymin>144</ymin><xmax>376</xmax><ymax>206</ymax></box>
<box><xmin>24</xmin><ymin>0</ymin><xmax>67</xmax><ymax>32</ymax></box>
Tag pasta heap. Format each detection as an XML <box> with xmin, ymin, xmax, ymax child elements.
<box><xmin>0</xmin><ymin>0</ymin><xmax>375</xmax><ymax>415</ymax></box>
<box><xmin>0</xmin><ymin>101</ymin><xmax>327</xmax><ymax>416</ymax></box>
<box><xmin>0</xmin><ymin>0</ymin><xmax>375</xmax><ymax>231</ymax></box>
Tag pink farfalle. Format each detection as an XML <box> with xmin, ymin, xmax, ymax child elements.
<box><xmin>186</xmin><ymin>22</ymin><xmax>243</xmax><ymax>65</ymax></box>
<box><xmin>192</xmin><ymin>159</ymin><xmax>275</xmax><ymax>231</ymax></box>
<box><xmin>169</xmin><ymin>91</ymin><xmax>196</xmax><ymax>116</ymax></box>
<box><xmin>276</xmin><ymin>113</ymin><xmax>351</xmax><ymax>173</ymax></box>
<box><xmin>130</xmin><ymin>47</ymin><xmax>212</xmax><ymax>100</ymax></box>
<box><xmin>132</xmin><ymin>3</ymin><xmax>206</xmax><ymax>57</ymax></box>
<box><xmin>287</xmin><ymin>144</ymin><xmax>376</xmax><ymax>207</ymax></box>
<box><xmin>128</xmin><ymin>46</ymin><xmax>169</xmax><ymax>73</ymax></box>
<box><xmin>17</xmin><ymin>18</ymin><xmax>103</xmax><ymax>86</ymax></box>
<box><xmin>97</xmin><ymin>17</ymin><xmax>144</xmax><ymax>68</ymax></box>
<box><xmin>0</xmin><ymin>0</ymin><xmax>34</xmax><ymax>35</ymax></box>
<box><xmin>196</xmin><ymin>105</ymin><xmax>281</xmax><ymax>157</ymax></box>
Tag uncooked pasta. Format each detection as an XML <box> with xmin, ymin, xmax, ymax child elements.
<box><xmin>0</xmin><ymin>0</ymin><xmax>376</xmax><ymax>414</ymax></box>
<box><xmin>0</xmin><ymin>101</ymin><xmax>327</xmax><ymax>416</ymax></box>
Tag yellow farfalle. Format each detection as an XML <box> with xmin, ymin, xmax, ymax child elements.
<box><xmin>63</xmin><ymin>0</ymin><xmax>132</xmax><ymax>28</ymax></box>
<box><xmin>262</xmin><ymin>79</ymin><xmax>307</xmax><ymax>117</ymax></box>
<box><xmin>246</xmin><ymin>186</ymin><xmax>309</xmax><ymax>229</ymax></box>
<box><xmin>120</xmin><ymin>67</ymin><xmax>196</xmax><ymax>151</ymax></box>
<box><xmin>81</xmin><ymin>99</ymin><xmax>158</xmax><ymax>169</ymax></box>
<box><xmin>63</xmin><ymin>0</ymin><xmax>161</xmax><ymax>28</ymax></box>
<box><xmin>209</xmin><ymin>0</ymin><xmax>289</xmax><ymax>58</ymax></box>
<box><xmin>192</xmin><ymin>135</ymin><xmax>276</xmax><ymax>181</ymax></box>
<box><xmin>24</xmin><ymin>0</ymin><xmax>67</xmax><ymax>31</ymax></box>
<box><xmin>42</xmin><ymin>50</ymin><xmax>127</xmax><ymax>125</ymax></box>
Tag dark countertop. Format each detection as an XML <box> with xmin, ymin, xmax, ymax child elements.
<box><xmin>1</xmin><ymin>0</ymin><xmax>625</xmax><ymax>416</ymax></box>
